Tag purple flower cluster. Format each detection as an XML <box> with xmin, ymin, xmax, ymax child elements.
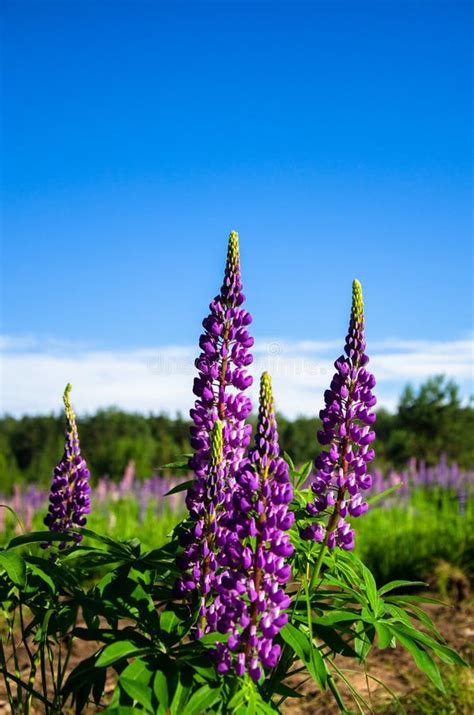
<box><xmin>44</xmin><ymin>384</ymin><xmax>91</xmax><ymax>546</ymax></box>
<box><xmin>176</xmin><ymin>420</ymin><xmax>227</xmax><ymax>635</ymax></box>
<box><xmin>177</xmin><ymin>232</ymin><xmax>254</xmax><ymax>599</ymax></box>
<box><xmin>303</xmin><ymin>280</ymin><xmax>376</xmax><ymax>550</ymax></box>
<box><xmin>176</xmin><ymin>234</ymin><xmax>294</xmax><ymax>680</ymax></box>
<box><xmin>212</xmin><ymin>372</ymin><xmax>294</xmax><ymax>680</ymax></box>
<box><xmin>188</xmin><ymin>230</ymin><xmax>253</xmax><ymax>492</ymax></box>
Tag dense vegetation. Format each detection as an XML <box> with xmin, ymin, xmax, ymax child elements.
<box><xmin>1</xmin><ymin>376</ymin><xmax>472</xmax><ymax>491</ymax></box>
<box><xmin>0</xmin><ymin>230</ymin><xmax>470</xmax><ymax>714</ymax></box>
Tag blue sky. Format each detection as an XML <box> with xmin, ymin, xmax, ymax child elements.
<box><xmin>1</xmin><ymin>0</ymin><xmax>472</xmax><ymax>416</ymax></box>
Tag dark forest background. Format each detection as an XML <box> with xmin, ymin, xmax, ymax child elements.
<box><xmin>1</xmin><ymin>376</ymin><xmax>472</xmax><ymax>492</ymax></box>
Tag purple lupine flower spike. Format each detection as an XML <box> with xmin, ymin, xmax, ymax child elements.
<box><xmin>44</xmin><ymin>384</ymin><xmax>91</xmax><ymax>547</ymax></box>
<box><xmin>178</xmin><ymin>232</ymin><xmax>254</xmax><ymax>598</ymax></box>
<box><xmin>188</xmin><ymin>231</ymin><xmax>253</xmax><ymax>490</ymax></box>
<box><xmin>303</xmin><ymin>280</ymin><xmax>376</xmax><ymax>550</ymax></box>
<box><xmin>213</xmin><ymin>372</ymin><xmax>294</xmax><ymax>680</ymax></box>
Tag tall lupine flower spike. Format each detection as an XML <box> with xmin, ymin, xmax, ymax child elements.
<box><xmin>303</xmin><ymin>280</ymin><xmax>376</xmax><ymax>550</ymax></box>
<box><xmin>213</xmin><ymin>372</ymin><xmax>294</xmax><ymax>680</ymax></box>
<box><xmin>178</xmin><ymin>232</ymin><xmax>254</xmax><ymax>597</ymax></box>
<box><xmin>44</xmin><ymin>384</ymin><xmax>91</xmax><ymax>547</ymax></box>
<box><xmin>188</xmin><ymin>231</ymin><xmax>253</xmax><ymax>486</ymax></box>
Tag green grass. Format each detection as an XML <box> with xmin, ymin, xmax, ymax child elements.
<box><xmin>2</xmin><ymin>486</ymin><xmax>473</xmax><ymax>588</ymax></box>
<box><xmin>376</xmin><ymin>666</ymin><xmax>474</xmax><ymax>714</ymax></box>
<box><xmin>354</xmin><ymin>488</ymin><xmax>473</xmax><ymax>586</ymax></box>
<box><xmin>0</xmin><ymin>497</ymin><xmax>184</xmax><ymax>550</ymax></box>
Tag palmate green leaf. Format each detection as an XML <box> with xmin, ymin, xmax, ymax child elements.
<box><xmin>280</xmin><ymin>622</ymin><xmax>327</xmax><ymax>688</ymax></box>
<box><xmin>294</xmin><ymin>460</ymin><xmax>313</xmax><ymax>488</ymax></box>
<box><xmin>280</xmin><ymin>622</ymin><xmax>309</xmax><ymax>662</ymax></box>
<box><xmin>27</xmin><ymin>554</ymin><xmax>81</xmax><ymax>592</ymax></box>
<box><xmin>170</xmin><ymin>671</ymin><xmax>193</xmax><ymax>714</ymax></box>
<box><xmin>385</xmin><ymin>602</ymin><xmax>417</xmax><ymax>627</ymax></box>
<box><xmin>120</xmin><ymin>677</ymin><xmax>154</xmax><ymax>712</ymax></box>
<box><xmin>391</xmin><ymin>623</ymin><xmax>467</xmax><ymax>667</ymax></box>
<box><xmin>62</xmin><ymin>652</ymin><xmax>105</xmax><ymax>711</ymax></box>
<box><xmin>92</xmin><ymin>666</ymin><xmax>107</xmax><ymax>705</ymax></box>
<box><xmin>387</xmin><ymin>593</ymin><xmax>445</xmax><ymax>606</ymax></box>
<box><xmin>399</xmin><ymin>602</ymin><xmax>444</xmax><ymax>641</ymax></box>
<box><xmin>154</xmin><ymin>671</ymin><xmax>169</xmax><ymax>710</ymax></box>
<box><xmin>95</xmin><ymin>640</ymin><xmax>150</xmax><ymax>667</ymax></box>
<box><xmin>323</xmin><ymin>574</ymin><xmax>364</xmax><ymax>604</ymax></box>
<box><xmin>366</xmin><ymin>481</ymin><xmax>402</xmax><ymax>505</ymax></box>
<box><xmin>311</xmin><ymin>623</ymin><xmax>359</xmax><ymax>658</ymax></box>
<box><xmin>283</xmin><ymin>452</ymin><xmax>295</xmax><ymax>470</ymax></box>
<box><xmin>273</xmin><ymin>681</ymin><xmax>305</xmax><ymax>699</ymax></box>
<box><xmin>0</xmin><ymin>550</ymin><xmax>26</xmax><ymax>587</ymax></box>
<box><xmin>182</xmin><ymin>685</ymin><xmax>221</xmax><ymax>714</ymax></box>
<box><xmin>353</xmin><ymin>618</ymin><xmax>374</xmax><ymax>661</ymax></box>
<box><xmin>374</xmin><ymin>622</ymin><xmax>393</xmax><ymax>649</ymax></box>
<box><xmin>72</xmin><ymin>628</ymin><xmax>152</xmax><ymax>651</ymax></box>
<box><xmin>360</xmin><ymin>562</ymin><xmax>383</xmax><ymax>616</ymax></box>
<box><xmin>79</xmin><ymin>527</ymin><xmax>136</xmax><ymax>555</ymax></box>
<box><xmin>139</xmin><ymin>542</ymin><xmax>181</xmax><ymax>572</ymax></box>
<box><xmin>390</xmin><ymin>627</ymin><xmax>445</xmax><ymax>692</ymax></box>
<box><xmin>159</xmin><ymin>453</ymin><xmax>193</xmax><ymax>469</ymax></box>
<box><xmin>6</xmin><ymin>530</ymin><xmax>76</xmax><ymax>549</ymax></box>
<box><xmin>165</xmin><ymin>479</ymin><xmax>194</xmax><ymax>496</ymax></box>
<box><xmin>160</xmin><ymin>609</ymin><xmax>180</xmax><ymax>633</ymax></box>
<box><xmin>198</xmin><ymin>631</ymin><xmax>229</xmax><ymax>645</ymax></box>
<box><xmin>25</xmin><ymin>560</ymin><xmax>57</xmax><ymax>592</ymax></box>
<box><xmin>312</xmin><ymin>610</ymin><xmax>360</xmax><ymax>626</ymax></box>
<box><xmin>378</xmin><ymin>580</ymin><xmax>427</xmax><ymax>596</ymax></box>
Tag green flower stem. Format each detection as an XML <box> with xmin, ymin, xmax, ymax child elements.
<box><xmin>304</xmin><ymin>561</ymin><xmax>347</xmax><ymax>713</ymax></box>
<box><xmin>309</xmin><ymin>538</ymin><xmax>329</xmax><ymax>592</ymax></box>
<box><xmin>0</xmin><ymin>631</ymin><xmax>15</xmax><ymax>712</ymax></box>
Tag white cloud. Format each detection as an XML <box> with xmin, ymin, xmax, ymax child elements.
<box><xmin>0</xmin><ymin>334</ymin><xmax>472</xmax><ymax>418</ymax></box>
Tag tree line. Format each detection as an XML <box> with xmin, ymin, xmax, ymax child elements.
<box><xmin>0</xmin><ymin>376</ymin><xmax>472</xmax><ymax>492</ymax></box>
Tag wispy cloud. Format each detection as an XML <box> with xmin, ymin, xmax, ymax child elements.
<box><xmin>0</xmin><ymin>334</ymin><xmax>472</xmax><ymax>418</ymax></box>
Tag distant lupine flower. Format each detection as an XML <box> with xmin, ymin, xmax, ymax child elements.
<box><xmin>175</xmin><ymin>421</ymin><xmax>225</xmax><ymax>626</ymax></box>
<box><xmin>187</xmin><ymin>231</ymin><xmax>253</xmax><ymax>513</ymax></box>
<box><xmin>303</xmin><ymin>280</ymin><xmax>376</xmax><ymax>550</ymax></box>
<box><xmin>44</xmin><ymin>384</ymin><xmax>91</xmax><ymax>546</ymax></box>
<box><xmin>213</xmin><ymin>373</ymin><xmax>294</xmax><ymax>680</ymax></box>
<box><xmin>120</xmin><ymin>459</ymin><xmax>136</xmax><ymax>494</ymax></box>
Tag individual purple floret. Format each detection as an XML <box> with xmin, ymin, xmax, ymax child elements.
<box><xmin>303</xmin><ymin>280</ymin><xmax>376</xmax><ymax>550</ymax></box>
<box><xmin>213</xmin><ymin>372</ymin><xmax>294</xmax><ymax>680</ymax></box>
<box><xmin>44</xmin><ymin>384</ymin><xmax>91</xmax><ymax>546</ymax></box>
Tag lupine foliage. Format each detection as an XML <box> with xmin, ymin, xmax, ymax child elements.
<box><xmin>0</xmin><ymin>232</ymin><xmax>468</xmax><ymax>714</ymax></box>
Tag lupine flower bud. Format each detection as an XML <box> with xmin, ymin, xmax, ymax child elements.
<box><xmin>179</xmin><ymin>232</ymin><xmax>254</xmax><ymax>598</ymax></box>
<box><xmin>213</xmin><ymin>372</ymin><xmax>294</xmax><ymax>680</ymax></box>
<box><xmin>304</xmin><ymin>280</ymin><xmax>376</xmax><ymax>550</ymax></box>
<box><xmin>44</xmin><ymin>384</ymin><xmax>91</xmax><ymax>547</ymax></box>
